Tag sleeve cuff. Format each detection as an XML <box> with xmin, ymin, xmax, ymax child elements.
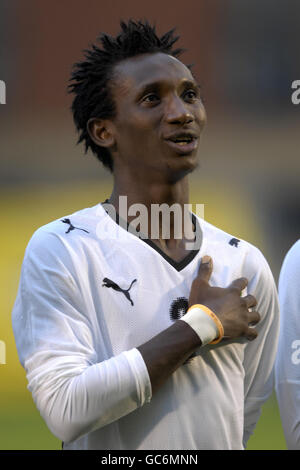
<box><xmin>123</xmin><ymin>348</ymin><xmax>152</xmax><ymax>405</ymax></box>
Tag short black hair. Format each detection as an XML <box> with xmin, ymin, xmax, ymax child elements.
<box><xmin>68</xmin><ymin>19</ymin><xmax>185</xmax><ymax>172</ymax></box>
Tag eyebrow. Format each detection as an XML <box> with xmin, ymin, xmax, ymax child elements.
<box><xmin>136</xmin><ymin>79</ymin><xmax>201</xmax><ymax>100</ymax></box>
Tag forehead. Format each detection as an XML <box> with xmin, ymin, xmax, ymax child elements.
<box><xmin>112</xmin><ymin>52</ymin><xmax>195</xmax><ymax>94</ymax></box>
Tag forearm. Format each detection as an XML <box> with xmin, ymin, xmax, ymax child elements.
<box><xmin>25</xmin><ymin>349</ymin><xmax>152</xmax><ymax>443</ymax></box>
<box><xmin>25</xmin><ymin>321</ymin><xmax>201</xmax><ymax>443</ymax></box>
<box><xmin>137</xmin><ymin>320</ymin><xmax>202</xmax><ymax>394</ymax></box>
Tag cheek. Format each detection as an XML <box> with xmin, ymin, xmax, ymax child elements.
<box><xmin>115</xmin><ymin>123</ymin><xmax>158</xmax><ymax>159</ymax></box>
<box><xmin>198</xmin><ymin>105</ymin><xmax>207</xmax><ymax>129</ymax></box>
<box><xmin>117</xmin><ymin>115</ymin><xmax>159</xmax><ymax>144</ymax></box>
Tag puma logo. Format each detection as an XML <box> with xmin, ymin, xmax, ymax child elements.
<box><xmin>61</xmin><ymin>218</ymin><xmax>89</xmax><ymax>234</ymax></box>
<box><xmin>229</xmin><ymin>237</ymin><xmax>240</xmax><ymax>248</ymax></box>
<box><xmin>102</xmin><ymin>278</ymin><xmax>137</xmax><ymax>306</ymax></box>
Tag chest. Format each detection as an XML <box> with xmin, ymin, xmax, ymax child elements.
<box><xmin>82</xmin><ymin>240</ymin><xmax>246</xmax><ymax>364</ymax></box>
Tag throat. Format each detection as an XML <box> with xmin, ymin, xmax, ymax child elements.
<box><xmin>150</xmin><ymin>237</ymin><xmax>195</xmax><ymax>263</ymax></box>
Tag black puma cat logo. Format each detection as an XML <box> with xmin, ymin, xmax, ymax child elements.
<box><xmin>229</xmin><ymin>237</ymin><xmax>240</xmax><ymax>248</ymax></box>
<box><xmin>102</xmin><ymin>278</ymin><xmax>137</xmax><ymax>306</ymax></box>
<box><xmin>61</xmin><ymin>218</ymin><xmax>89</xmax><ymax>234</ymax></box>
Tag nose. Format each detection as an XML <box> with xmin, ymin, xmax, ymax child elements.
<box><xmin>164</xmin><ymin>95</ymin><xmax>194</xmax><ymax>125</ymax></box>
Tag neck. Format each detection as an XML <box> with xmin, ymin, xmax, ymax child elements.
<box><xmin>110</xmin><ymin>176</ymin><xmax>189</xmax><ymax>208</ymax></box>
<box><xmin>107</xmin><ymin>171</ymin><xmax>194</xmax><ymax>248</ymax></box>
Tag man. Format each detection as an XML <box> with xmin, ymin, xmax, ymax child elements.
<box><xmin>12</xmin><ymin>20</ymin><xmax>279</xmax><ymax>450</ymax></box>
<box><xmin>275</xmin><ymin>240</ymin><xmax>300</xmax><ymax>449</ymax></box>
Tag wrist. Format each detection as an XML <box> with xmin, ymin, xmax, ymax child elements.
<box><xmin>179</xmin><ymin>304</ymin><xmax>224</xmax><ymax>346</ymax></box>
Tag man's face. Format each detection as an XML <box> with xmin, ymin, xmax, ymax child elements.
<box><xmin>109</xmin><ymin>52</ymin><xmax>207</xmax><ymax>182</ymax></box>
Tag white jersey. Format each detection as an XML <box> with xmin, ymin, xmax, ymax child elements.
<box><xmin>275</xmin><ymin>240</ymin><xmax>300</xmax><ymax>449</ymax></box>
<box><xmin>12</xmin><ymin>202</ymin><xmax>279</xmax><ymax>450</ymax></box>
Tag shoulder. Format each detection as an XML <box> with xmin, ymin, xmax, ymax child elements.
<box><xmin>197</xmin><ymin>217</ymin><xmax>278</xmax><ymax>313</ymax></box>
<box><xmin>199</xmin><ymin>219</ymin><xmax>279</xmax><ymax>326</ymax></box>
<box><xmin>279</xmin><ymin>240</ymin><xmax>300</xmax><ymax>291</ymax></box>
<box><xmin>280</xmin><ymin>240</ymin><xmax>300</xmax><ymax>275</ymax></box>
<box><xmin>24</xmin><ymin>203</ymin><xmax>106</xmax><ymax>265</ymax></box>
<box><xmin>199</xmin><ymin>217</ymin><xmax>270</xmax><ymax>274</ymax></box>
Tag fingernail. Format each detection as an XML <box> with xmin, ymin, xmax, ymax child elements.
<box><xmin>202</xmin><ymin>255</ymin><xmax>211</xmax><ymax>264</ymax></box>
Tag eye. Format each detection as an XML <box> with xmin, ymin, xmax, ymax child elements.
<box><xmin>183</xmin><ymin>89</ymin><xmax>198</xmax><ymax>101</ymax></box>
<box><xmin>142</xmin><ymin>93</ymin><xmax>160</xmax><ymax>105</ymax></box>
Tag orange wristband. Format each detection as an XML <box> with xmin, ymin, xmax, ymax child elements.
<box><xmin>187</xmin><ymin>304</ymin><xmax>224</xmax><ymax>344</ymax></box>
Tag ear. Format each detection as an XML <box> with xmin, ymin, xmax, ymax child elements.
<box><xmin>87</xmin><ymin>118</ymin><xmax>115</xmax><ymax>149</ymax></box>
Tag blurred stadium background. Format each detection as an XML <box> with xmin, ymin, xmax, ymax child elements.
<box><xmin>1</xmin><ymin>0</ymin><xmax>300</xmax><ymax>450</ymax></box>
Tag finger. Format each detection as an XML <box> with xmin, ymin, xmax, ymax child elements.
<box><xmin>247</xmin><ymin>310</ymin><xmax>261</xmax><ymax>326</ymax></box>
<box><xmin>243</xmin><ymin>294</ymin><xmax>257</xmax><ymax>309</ymax></box>
<box><xmin>245</xmin><ymin>327</ymin><xmax>258</xmax><ymax>341</ymax></box>
<box><xmin>197</xmin><ymin>256</ymin><xmax>213</xmax><ymax>283</ymax></box>
<box><xmin>228</xmin><ymin>277</ymin><xmax>248</xmax><ymax>292</ymax></box>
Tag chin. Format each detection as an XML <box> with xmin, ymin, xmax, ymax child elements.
<box><xmin>166</xmin><ymin>155</ymin><xmax>199</xmax><ymax>183</ymax></box>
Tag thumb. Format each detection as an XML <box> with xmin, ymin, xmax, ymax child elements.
<box><xmin>197</xmin><ymin>255</ymin><xmax>213</xmax><ymax>283</ymax></box>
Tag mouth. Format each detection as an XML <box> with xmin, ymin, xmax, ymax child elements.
<box><xmin>164</xmin><ymin>134</ymin><xmax>199</xmax><ymax>155</ymax></box>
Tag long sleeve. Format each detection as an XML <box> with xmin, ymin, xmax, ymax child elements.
<box><xmin>12</xmin><ymin>228</ymin><xmax>152</xmax><ymax>443</ymax></box>
<box><xmin>275</xmin><ymin>240</ymin><xmax>300</xmax><ymax>449</ymax></box>
<box><xmin>242</xmin><ymin>246</ymin><xmax>280</xmax><ymax>448</ymax></box>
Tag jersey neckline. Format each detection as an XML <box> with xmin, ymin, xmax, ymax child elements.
<box><xmin>100</xmin><ymin>200</ymin><xmax>202</xmax><ymax>272</ymax></box>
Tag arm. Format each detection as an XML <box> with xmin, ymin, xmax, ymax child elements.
<box><xmin>275</xmin><ymin>240</ymin><xmax>300</xmax><ymax>449</ymax></box>
<box><xmin>242</xmin><ymin>247</ymin><xmax>280</xmax><ymax>448</ymax></box>
<box><xmin>12</xmin><ymin>230</ymin><xmax>259</xmax><ymax>443</ymax></box>
<box><xmin>12</xmin><ymin>229</ymin><xmax>152</xmax><ymax>443</ymax></box>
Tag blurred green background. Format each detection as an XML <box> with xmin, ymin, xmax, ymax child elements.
<box><xmin>1</xmin><ymin>0</ymin><xmax>300</xmax><ymax>450</ymax></box>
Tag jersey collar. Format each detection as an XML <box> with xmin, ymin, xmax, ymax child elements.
<box><xmin>101</xmin><ymin>200</ymin><xmax>202</xmax><ymax>272</ymax></box>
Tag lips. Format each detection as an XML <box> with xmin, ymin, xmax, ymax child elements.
<box><xmin>164</xmin><ymin>133</ymin><xmax>199</xmax><ymax>155</ymax></box>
